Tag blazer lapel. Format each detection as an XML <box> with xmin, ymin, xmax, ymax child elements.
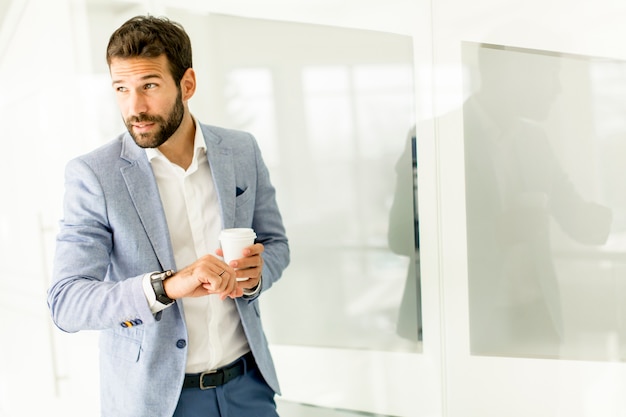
<box><xmin>119</xmin><ymin>134</ymin><xmax>176</xmax><ymax>271</ymax></box>
<box><xmin>202</xmin><ymin>125</ymin><xmax>236</xmax><ymax>229</ymax></box>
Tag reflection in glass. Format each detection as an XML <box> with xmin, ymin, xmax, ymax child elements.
<box><xmin>388</xmin><ymin>130</ymin><xmax>421</xmax><ymax>342</ymax></box>
<box><xmin>463</xmin><ymin>42</ymin><xmax>620</xmax><ymax>360</ymax></box>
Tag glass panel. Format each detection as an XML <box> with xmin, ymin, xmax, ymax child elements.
<box><xmin>463</xmin><ymin>42</ymin><xmax>622</xmax><ymax>360</ymax></box>
<box><xmin>263</xmin><ymin>63</ymin><xmax>419</xmax><ymax>351</ymax></box>
<box><xmin>208</xmin><ymin>16</ymin><xmax>421</xmax><ymax>352</ymax></box>
<box><xmin>224</xmin><ymin>68</ymin><xmax>280</xmax><ymax>165</ymax></box>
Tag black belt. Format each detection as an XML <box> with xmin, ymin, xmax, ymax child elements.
<box><xmin>183</xmin><ymin>352</ymin><xmax>254</xmax><ymax>390</ymax></box>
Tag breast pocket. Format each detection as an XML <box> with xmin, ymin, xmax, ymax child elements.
<box><xmin>234</xmin><ymin>186</ymin><xmax>255</xmax><ymax>225</ymax></box>
<box><xmin>235</xmin><ymin>185</ymin><xmax>253</xmax><ymax>204</ymax></box>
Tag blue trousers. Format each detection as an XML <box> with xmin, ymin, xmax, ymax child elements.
<box><xmin>173</xmin><ymin>359</ymin><xmax>279</xmax><ymax>417</ymax></box>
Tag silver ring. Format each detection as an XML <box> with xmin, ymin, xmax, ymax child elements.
<box><xmin>218</xmin><ymin>270</ymin><xmax>226</xmax><ymax>277</ymax></box>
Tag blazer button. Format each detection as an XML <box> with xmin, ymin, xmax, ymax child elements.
<box><xmin>176</xmin><ymin>339</ymin><xmax>187</xmax><ymax>349</ymax></box>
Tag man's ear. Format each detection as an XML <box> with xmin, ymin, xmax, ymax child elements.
<box><xmin>180</xmin><ymin>68</ymin><xmax>196</xmax><ymax>101</ymax></box>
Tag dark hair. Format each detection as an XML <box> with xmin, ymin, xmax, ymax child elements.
<box><xmin>106</xmin><ymin>15</ymin><xmax>192</xmax><ymax>85</ymax></box>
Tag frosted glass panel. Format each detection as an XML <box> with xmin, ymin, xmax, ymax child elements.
<box><xmin>463</xmin><ymin>42</ymin><xmax>623</xmax><ymax>360</ymax></box>
<box><xmin>214</xmin><ymin>22</ymin><xmax>422</xmax><ymax>353</ymax></box>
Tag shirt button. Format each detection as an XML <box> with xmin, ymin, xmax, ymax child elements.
<box><xmin>176</xmin><ymin>339</ymin><xmax>187</xmax><ymax>349</ymax></box>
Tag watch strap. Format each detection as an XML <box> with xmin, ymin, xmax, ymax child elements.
<box><xmin>150</xmin><ymin>270</ymin><xmax>175</xmax><ymax>305</ymax></box>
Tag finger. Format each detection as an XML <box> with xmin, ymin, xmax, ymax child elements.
<box><xmin>214</xmin><ymin>270</ymin><xmax>231</xmax><ymax>293</ymax></box>
<box><xmin>200</xmin><ymin>270</ymin><xmax>226</xmax><ymax>293</ymax></box>
<box><xmin>230</xmin><ymin>252</ymin><xmax>264</xmax><ymax>269</ymax></box>
<box><xmin>231</xmin><ymin>287</ymin><xmax>245</xmax><ymax>299</ymax></box>
<box><xmin>242</xmin><ymin>275</ymin><xmax>260</xmax><ymax>289</ymax></box>
<box><xmin>223</xmin><ymin>286</ymin><xmax>244</xmax><ymax>300</ymax></box>
<box><xmin>201</xmin><ymin>276</ymin><xmax>219</xmax><ymax>292</ymax></box>
<box><xmin>197</xmin><ymin>259</ymin><xmax>232</xmax><ymax>287</ymax></box>
<box><xmin>220</xmin><ymin>287</ymin><xmax>239</xmax><ymax>300</ymax></box>
<box><xmin>242</xmin><ymin>243</ymin><xmax>264</xmax><ymax>257</ymax></box>
<box><xmin>203</xmin><ymin>276</ymin><xmax>228</xmax><ymax>294</ymax></box>
<box><xmin>218</xmin><ymin>277</ymin><xmax>240</xmax><ymax>300</ymax></box>
<box><xmin>235</xmin><ymin>265</ymin><xmax>260</xmax><ymax>281</ymax></box>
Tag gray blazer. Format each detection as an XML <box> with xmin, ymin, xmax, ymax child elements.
<box><xmin>47</xmin><ymin>123</ymin><xmax>290</xmax><ymax>417</ymax></box>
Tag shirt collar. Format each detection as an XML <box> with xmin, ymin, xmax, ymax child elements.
<box><xmin>145</xmin><ymin>116</ymin><xmax>206</xmax><ymax>162</ymax></box>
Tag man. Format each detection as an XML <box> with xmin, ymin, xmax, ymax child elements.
<box><xmin>47</xmin><ymin>15</ymin><xmax>289</xmax><ymax>417</ymax></box>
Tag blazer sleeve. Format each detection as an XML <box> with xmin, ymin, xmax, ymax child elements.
<box><xmin>247</xmin><ymin>136</ymin><xmax>290</xmax><ymax>299</ymax></box>
<box><xmin>47</xmin><ymin>157</ymin><xmax>157</xmax><ymax>333</ymax></box>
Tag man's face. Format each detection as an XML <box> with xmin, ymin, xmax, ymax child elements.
<box><xmin>110</xmin><ymin>55</ymin><xmax>184</xmax><ymax>148</ymax></box>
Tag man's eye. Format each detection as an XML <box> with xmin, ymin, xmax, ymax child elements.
<box><xmin>116</xmin><ymin>86</ymin><xmax>127</xmax><ymax>92</ymax></box>
<box><xmin>145</xmin><ymin>83</ymin><xmax>157</xmax><ymax>89</ymax></box>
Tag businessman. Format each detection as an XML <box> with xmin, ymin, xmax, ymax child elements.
<box><xmin>47</xmin><ymin>15</ymin><xmax>289</xmax><ymax>417</ymax></box>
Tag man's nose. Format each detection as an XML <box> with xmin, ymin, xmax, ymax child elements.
<box><xmin>128</xmin><ymin>90</ymin><xmax>148</xmax><ymax>116</ymax></box>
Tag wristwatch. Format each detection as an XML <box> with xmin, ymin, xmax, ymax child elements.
<box><xmin>150</xmin><ymin>270</ymin><xmax>175</xmax><ymax>305</ymax></box>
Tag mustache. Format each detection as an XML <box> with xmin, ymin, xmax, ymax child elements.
<box><xmin>126</xmin><ymin>114</ymin><xmax>164</xmax><ymax>124</ymax></box>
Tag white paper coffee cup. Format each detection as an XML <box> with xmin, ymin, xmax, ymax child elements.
<box><xmin>219</xmin><ymin>228</ymin><xmax>257</xmax><ymax>281</ymax></box>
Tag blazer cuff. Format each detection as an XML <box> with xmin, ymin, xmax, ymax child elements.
<box><xmin>243</xmin><ymin>275</ymin><xmax>262</xmax><ymax>298</ymax></box>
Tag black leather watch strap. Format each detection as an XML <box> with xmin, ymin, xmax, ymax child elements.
<box><xmin>150</xmin><ymin>270</ymin><xmax>175</xmax><ymax>305</ymax></box>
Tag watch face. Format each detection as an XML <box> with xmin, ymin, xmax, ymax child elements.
<box><xmin>152</xmin><ymin>270</ymin><xmax>173</xmax><ymax>280</ymax></box>
<box><xmin>151</xmin><ymin>270</ymin><xmax>171</xmax><ymax>281</ymax></box>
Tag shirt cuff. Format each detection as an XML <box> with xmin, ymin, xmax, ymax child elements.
<box><xmin>142</xmin><ymin>272</ymin><xmax>173</xmax><ymax>314</ymax></box>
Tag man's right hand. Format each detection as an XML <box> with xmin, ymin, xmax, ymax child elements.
<box><xmin>163</xmin><ymin>254</ymin><xmax>237</xmax><ymax>300</ymax></box>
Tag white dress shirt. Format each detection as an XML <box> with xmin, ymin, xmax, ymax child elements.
<box><xmin>141</xmin><ymin>118</ymin><xmax>250</xmax><ymax>373</ymax></box>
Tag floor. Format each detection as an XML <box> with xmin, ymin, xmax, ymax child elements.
<box><xmin>277</xmin><ymin>400</ymin><xmax>393</xmax><ymax>416</ymax></box>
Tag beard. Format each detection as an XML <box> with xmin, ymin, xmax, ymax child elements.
<box><xmin>125</xmin><ymin>90</ymin><xmax>185</xmax><ymax>149</ymax></box>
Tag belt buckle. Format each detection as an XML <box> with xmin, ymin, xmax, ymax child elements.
<box><xmin>199</xmin><ymin>370</ymin><xmax>217</xmax><ymax>390</ymax></box>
